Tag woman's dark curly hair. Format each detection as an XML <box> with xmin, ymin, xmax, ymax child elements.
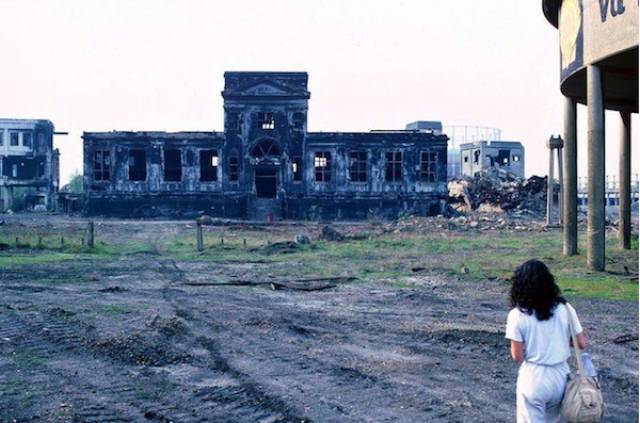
<box><xmin>510</xmin><ymin>259</ymin><xmax>565</xmax><ymax>321</ymax></box>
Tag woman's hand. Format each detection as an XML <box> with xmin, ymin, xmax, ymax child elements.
<box><xmin>510</xmin><ymin>340</ymin><xmax>525</xmax><ymax>364</ymax></box>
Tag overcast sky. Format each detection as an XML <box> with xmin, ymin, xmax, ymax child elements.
<box><xmin>1</xmin><ymin>0</ymin><xmax>637</xmax><ymax>184</ymax></box>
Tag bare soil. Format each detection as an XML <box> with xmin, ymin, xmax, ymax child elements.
<box><xmin>0</xmin><ymin>216</ymin><xmax>637</xmax><ymax>422</ymax></box>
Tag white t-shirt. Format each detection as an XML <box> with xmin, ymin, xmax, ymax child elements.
<box><xmin>505</xmin><ymin>302</ymin><xmax>583</xmax><ymax>366</ymax></box>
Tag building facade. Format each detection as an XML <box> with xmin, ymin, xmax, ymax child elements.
<box><xmin>0</xmin><ymin>119</ymin><xmax>60</xmax><ymax>211</ymax></box>
<box><xmin>83</xmin><ymin>72</ymin><xmax>448</xmax><ymax>220</ymax></box>
<box><xmin>459</xmin><ymin>140</ymin><xmax>525</xmax><ymax>178</ymax></box>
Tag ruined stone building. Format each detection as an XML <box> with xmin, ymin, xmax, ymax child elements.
<box><xmin>0</xmin><ymin>119</ymin><xmax>60</xmax><ymax>211</ymax></box>
<box><xmin>83</xmin><ymin>72</ymin><xmax>448</xmax><ymax>219</ymax></box>
<box><xmin>459</xmin><ymin>140</ymin><xmax>525</xmax><ymax>178</ymax></box>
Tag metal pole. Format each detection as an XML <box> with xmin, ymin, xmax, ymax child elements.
<box><xmin>619</xmin><ymin>111</ymin><xmax>631</xmax><ymax>249</ymax></box>
<box><xmin>547</xmin><ymin>142</ymin><xmax>555</xmax><ymax>225</ymax></box>
<box><xmin>587</xmin><ymin>65</ymin><xmax>605</xmax><ymax>271</ymax></box>
<box><xmin>563</xmin><ymin>97</ymin><xmax>578</xmax><ymax>255</ymax></box>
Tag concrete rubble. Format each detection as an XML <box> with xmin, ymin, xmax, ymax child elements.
<box><xmin>448</xmin><ymin>168</ymin><xmax>549</xmax><ymax>216</ymax></box>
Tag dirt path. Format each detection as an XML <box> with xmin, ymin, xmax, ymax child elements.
<box><xmin>0</xmin><ymin>254</ymin><xmax>637</xmax><ymax>422</ymax></box>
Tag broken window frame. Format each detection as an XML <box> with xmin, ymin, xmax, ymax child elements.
<box><xmin>292</xmin><ymin>112</ymin><xmax>305</xmax><ymax>130</ymax></box>
<box><xmin>259</xmin><ymin>112</ymin><xmax>275</xmax><ymax>130</ymax></box>
<box><xmin>473</xmin><ymin>150</ymin><xmax>481</xmax><ymax>164</ymax></box>
<box><xmin>419</xmin><ymin>150</ymin><xmax>438</xmax><ymax>183</ymax></box>
<box><xmin>93</xmin><ymin>149</ymin><xmax>111</xmax><ymax>181</ymax></box>
<box><xmin>199</xmin><ymin>149</ymin><xmax>218</xmax><ymax>182</ymax></box>
<box><xmin>9</xmin><ymin>132</ymin><xmax>19</xmax><ymax>146</ymax></box>
<box><xmin>314</xmin><ymin>151</ymin><xmax>332</xmax><ymax>183</ymax></box>
<box><xmin>292</xmin><ymin>156</ymin><xmax>302</xmax><ymax>182</ymax></box>
<box><xmin>164</xmin><ymin>148</ymin><xmax>183</xmax><ymax>182</ymax></box>
<box><xmin>384</xmin><ymin>151</ymin><xmax>403</xmax><ymax>183</ymax></box>
<box><xmin>497</xmin><ymin>149</ymin><xmax>511</xmax><ymax>167</ymax></box>
<box><xmin>22</xmin><ymin>132</ymin><xmax>33</xmax><ymax>148</ymax></box>
<box><xmin>349</xmin><ymin>150</ymin><xmax>368</xmax><ymax>183</ymax></box>
<box><xmin>229</xmin><ymin>153</ymin><xmax>239</xmax><ymax>182</ymax></box>
<box><xmin>128</xmin><ymin>149</ymin><xmax>147</xmax><ymax>181</ymax></box>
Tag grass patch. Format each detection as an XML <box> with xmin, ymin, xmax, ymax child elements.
<box><xmin>97</xmin><ymin>303</ymin><xmax>149</xmax><ymax>315</ymax></box>
<box><xmin>13</xmin><ymin>351</ymin><xmax>47</xmax><ymax>370</ymax></box>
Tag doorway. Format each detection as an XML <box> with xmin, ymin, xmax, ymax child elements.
<box><xmin>255</xmin><ymin>168</ymin><xmax>277</xmax><ymax>198</ymax></box>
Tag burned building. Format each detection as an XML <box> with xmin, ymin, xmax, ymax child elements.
<box><xmin>0</xmin><ymin>119</ymin><xmax>60</xmax><ymax>211</ymax></box>
<box><xmin>459</xmin><ymin>140</ymin><xmax>524</xmax><ymax>178</ymax></box>
<box><xmin>83</xmin><ymin>72</ymin><xmax>448</xmax><ymax>220</ymax></box>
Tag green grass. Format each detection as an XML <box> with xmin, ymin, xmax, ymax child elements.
<box><xmin>1</xmin><ymin>224</ymin><xmax>636</xmax><ymax>301</ymax></box>
<box><xmin>97</xmin><ymin>303</ymin><xmax>149</xmax><ymax>315</ymax></box>
<box><xmin>13</xmin><ymin>351</ymin><xmax>47</xmax><ymax>370</ymax></box>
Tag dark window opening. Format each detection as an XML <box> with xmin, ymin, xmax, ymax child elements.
<box><xmin>128</xmin><ymin>149</ymin><xmax>147</xmax><ymax>181</ymax></box>
<box><xmin>229</xmin><ymin>155</ymin><xmax>239</xmax><ymax>182</ymax></box>
<box><xmin>292</xmin><ymin>156</ymin><xmax>302</xmax><ymax>182</ymax></box>
<box><xmin>463</xmin><ymin>155</ymin><xmax>469</xmax><ymax>163</ymax></box>
<box><xmin>512</xmin><ymin>154</ymin><xmax>521</xmax><ymax>162</ymax></box>
<box><xmin>349</xmin><ymin>150</ymin><xmax>368</xmax><ymax>182</ymax></box>
<box><xmin>10</xmin><ymin>132</ymin><xmax>19</xmax><ymax>146</ymax></box>
<box><xmin>164</xmin><ymin>149</ymin><xmax>182</xmax><ymax>182</ymax></box>
<box><xmin>497</xmin><ymin>149</ymin><xmax>510</xmax><ymax>166</ymax></box>
<box><xmin>420</xmin><ymin>151</ymin><xmax>438</xmax><ymax>182</ymax></box>
<box><xmin>473</xmin><ymin>150</ymin><xmax>480</xmax><ymax>164</ymax></box>
<box><xmin>385</xmin><ymin>151</ymin><xmax>402</xmax><ymax>182</ymax></box>
<box><xmin>226</xmin><ymin>112</ymin><xmax>240</xmax><ymax>130</ymax></box>
<box><xmin>259</xmin><ymin>112</ymin><xmax>275</xmax><ymax>130</ymax></box>
<box><xmin>199</xmin><ymin>150</ymin><xmax>218</xmax><ymax>182</ymax></box>
<box><xmin>93</xmin><ymin>150</ymin><xmax>111</xmax><ymax>181</ymax></box>
<box><xmin>22</xmin><ymin>132</ymin><xmax>32</xmax><ymax>148</ymax></box>
<box><xmin>486</xmin><ymin>155</ymin><xmax>495</xmax><ymax>167</ymax></box>
<box><xmin>314</xmin><ymin>151</ymin><xmax>331</xmax><ymax>182</ymax></box>
<box><xmin>293</xmin><ymin>112</ymin><xmax>305</xmax><ymax>129</ymax></box>
<box><xmin>251</xmin><ymin>140</ymin><xmax>280</xmax><ymax>158</ymax></box>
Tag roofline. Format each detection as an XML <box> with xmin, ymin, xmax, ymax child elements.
<box><xmin>224</xmin><ymin>71</ymin><xmax>308</xmax><ymax>77</ymax></box>
<box><xmin>542</xmin><ymin>0</ymin><xmax>560</xmax><ymax>28</ymax></box>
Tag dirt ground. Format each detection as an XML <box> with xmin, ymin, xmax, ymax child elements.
<box><xmin>0</xmin><ymin>215</ymin><xmax>637</xmax><ymax>422</ymax></box>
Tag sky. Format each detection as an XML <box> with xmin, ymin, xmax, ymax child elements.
<box><xmin>0</xmin><ymin>0</ymin><xmax>637</xmax><ymax>185</ymax></box>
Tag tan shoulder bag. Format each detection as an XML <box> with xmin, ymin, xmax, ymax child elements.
<box><xmin>560</xmin><ymin>304</ymin><xmax>605</xmax><ymax>423</ymax></box>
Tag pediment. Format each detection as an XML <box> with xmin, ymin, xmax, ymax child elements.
<box><xmin>237</xmin><ymin>82</ymin><xmax>292</xmax><ymax>96</ymax></box>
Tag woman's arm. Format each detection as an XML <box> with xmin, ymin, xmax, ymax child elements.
<box><xmin>510</xmin><ymin>340</ymin><xmax>525</xmax><ymax>363</ymax></box>
<box><xmin>570</xmin><ymin>332</ymin><xmax>588</xmax><ymax>350</ymax></box>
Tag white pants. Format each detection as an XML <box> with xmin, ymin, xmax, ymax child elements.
<box><xmin>516</xmin><ymin>361</ymin><xmax>569</xmax><ymax>423</ymax></box>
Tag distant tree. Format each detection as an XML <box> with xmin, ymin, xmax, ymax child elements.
<box><xmin>62</xmin><ymin>171</ymin><xmax>84</xmax><ymax>193</ymax></box>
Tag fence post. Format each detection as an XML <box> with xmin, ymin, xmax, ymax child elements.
<box><xmin>196</xmin><ymin>219</ymin><xmax>204</xmax><ymax>252</ymax></box>
<box><xmin>87</xmin><ymin>221</ymin><xmax>95</xmax><ymax>248</ymax></box>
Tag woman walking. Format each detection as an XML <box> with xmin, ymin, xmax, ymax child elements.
<box><xmin>505</xmin><ymin>259</ymin><xmax>587</xmax><ymax>423</ymax></box>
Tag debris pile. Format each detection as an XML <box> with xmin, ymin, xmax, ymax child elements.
<box><xmin>449</xmin><ymin>169</ymin><xmax>549</xmax><ymax>216</ymax></box>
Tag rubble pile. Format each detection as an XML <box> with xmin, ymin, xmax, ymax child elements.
<box><xmin>449</xmin><ymin>169</ymin><xmax>549</xmax><ymax>216</ymax></box>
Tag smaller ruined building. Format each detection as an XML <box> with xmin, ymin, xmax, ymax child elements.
<box><xmin>0</xmin><ymin>119</ymin><xmax>60</xmax><ymax>211</ymax></box>
<box><xmin>459</xmin><ymin>140</ymin><xmax>524</xmax><ymax>178</ymax></box>
<box><xmin>83</xmin><ymin>72</ymin><xmax>448</xmax><ymax>220</ymax></box>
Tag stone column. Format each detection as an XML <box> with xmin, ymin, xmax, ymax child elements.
<box><xmin>587</xmin><ymin>65</ymin><xmax>605</xmax><ymax>271</ymax></box>
<box><xmin>557</xmin><ymin>147</ymin><xmax>564</xmax><ymax>225</ymax></box>
<box><xmin>563</xmin><ymin>97</ymin><xmax>578</xmax><ymax>256</ymax></box>
<box><xmin>547</xmin><ymin>140</ymin><xmax>555</xmax><ymax>225</ymax></box>
<box><xmin>619</xmin><ymin>111</ymin><xmax>631</xmax><ymax>250</ymax></box>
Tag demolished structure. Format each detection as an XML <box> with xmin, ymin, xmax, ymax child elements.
<box><xmin>83</xmin><ymin>72</ymin><xmax>448</xmax><ymax>219</ymax></box>
<box><xmin>460</xmin><ymin>140</ymin><xmax>525</xmax><ymax>179</ymax></box>
<box><xmin>0</xmin><ymin>119</ymin><xmax>60</xmax><ymax>211</ymax></box>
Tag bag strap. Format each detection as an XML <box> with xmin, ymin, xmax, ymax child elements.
<box><xmin>565</xmin><ymin>303</ymin><xmax>585</xmax><ymax>377</ymax></box>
